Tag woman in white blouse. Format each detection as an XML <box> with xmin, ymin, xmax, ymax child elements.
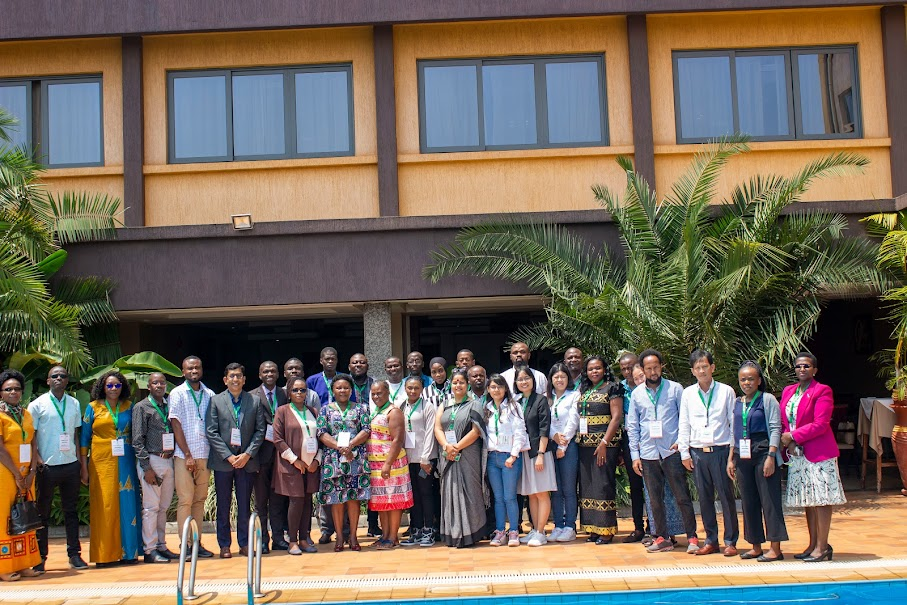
<box><xmin>547</xmin><ymin>363</ymin><xmax>580</xmax><ymax>542</ymax></box>
<box><xmin>400</xmin><ymin>376</ymin><xmax>438</xmax><ymax>547</ymax></box>
<box><xmin>484</xmin><ymin>374</ymin><xmax>529</xmax><ymax>547</ymax></box>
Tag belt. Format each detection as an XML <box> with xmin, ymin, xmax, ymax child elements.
<box><xmin>693</xmin><ymin>445</ymin><xmax>727</xmax><ymax>453</ymax></box>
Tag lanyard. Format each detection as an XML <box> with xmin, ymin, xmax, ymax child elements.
<box><xmin>492</xmin><ymin>403</ymin><xmax>502</xmax><ymax>436</ymax></box>
<box><xmin>264</xmin><ymin>390</ymin><xmax>276</xmax><ymax>415</ymax></box>
<box><xmin>390</xmin><ymin>382</ymin><xmax>405</xmax><ymax>404</ymax></box>
<box><xmin>6</xmin><ymin>408</ymin><xmax>26</xmax><ymax>441</ymax></box>
<box><xmin>371</xmin><ymin>401</ymin><xmax>392</xmax><ymax>422</ymax></box>
<box><xmin>520</xmin><ymin>394</ymin><xmax>531</xmax><ymax>415</ymax></box>
<box><xmin>405</xmin><ymin>398</ymin><xmax>422</xmax><ymax>431</ymax></box>
<box><xmin>646</xmin><ymin>381</ymin><xmax>665</xmax><ymax>419</ymax></box>
<box><xmin>148</xmin><ymin>396</ymin><xmax>170</xmax><ymax>432</ymax></box>
<box><xmin>353</xmin><ymin>381</ymin><xmax>369</xmax><ymax>403</ymax></box>
<box><xmin>697</xmin><ymin>382</ymin><xmax>715</xmax><ymax>426</ymax></box>
<box><xmin>50</xmin><ymin>393</ymin><xmax>67</xmax><ymax>431</ymax></box>
<box><xmin>581</xmin><ymin>380</ymin><xmax>604</xmax><ymax>416</ymax></box>
<box><xmin>332</xmin><ymin>401</ymin><xmax>353</xmax><ymax>427</ymax></box>
<box><xmin>230</xmin><ymin>394</ymin><xmax>242</xmax><ymax>423</ymax></box>
<box><xmin>187</xmin><ymin>384</ymin><xmax>205</xmax><ymax>419</ymax></box>
<box><xmin>741</xmin><ymin>392</ymin><xmax>761</xmax><ymax>438</ymax></box>
<box><xmin>322</xmin><ymin>372</ymin><xmax>335</xmax><ymax>402</ymax></box>
<box><xmin>553</xmin><ymin>392</ymin><xmax>569</xmax><ymax>419</ymax></box>
<box><xmin>573</xmin><ymin>377</ymin><xmax>582</xmax><ymax>391</ymax></box>
<box><xmin>788</xmin><ymin>383</ymin><xmax>808</xmax><ymax>428</ymax></box>
<box><xmin>448</xmin><ymin>397</ymin><xmax>468</xmax><ymax>431</ymax></box>
<box><xmin>290</xmin><ymin>401</ymin><xmax>313</xmax><ymax>436</ymax></box>
<box><xmin>104</xmin><ymin>399</ymin><xmax>123</xmax><ymax>433</ymax></box>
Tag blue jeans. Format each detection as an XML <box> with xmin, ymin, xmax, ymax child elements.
<box><xmin>551</xmin><ymin>441</ymin><xmax>579</xmax><ymax>529</ymax></box>
<box><xmin>487</xmin><ymin>451</ymin><xmax>523</xmax><ymax>532</ymax></box>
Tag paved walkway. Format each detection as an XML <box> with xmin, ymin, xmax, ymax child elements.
<box><xmin>1</xmin><ymin>491</ymin><xmax>905</xmax><ymax>605</ymax></box>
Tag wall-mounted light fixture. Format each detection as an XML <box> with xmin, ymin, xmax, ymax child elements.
<box><xmin>231</xmin><ymin>213</ymin><xmax>253</xmax><ymax>230</ymax></box>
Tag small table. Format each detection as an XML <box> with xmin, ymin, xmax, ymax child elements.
<box><xmin>858</xmin><ymin>397</ymin><xmax>897</xmax><ymax>492</ymax></box>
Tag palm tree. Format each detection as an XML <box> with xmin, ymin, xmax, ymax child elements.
<box><xmin>425</xmin><ymin>137</ymin><xmax>882</xmax><ymax>386</ymax></box>
<box><xmin>0</xmin><ymin>107</ymin><xmax>121</xmax><ymax>372</ymax></box>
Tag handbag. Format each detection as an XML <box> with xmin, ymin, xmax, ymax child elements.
<box><xmin>8</xmin><ymin>491</ymin><xmax>44</xmax><ymax>535</ymax></box>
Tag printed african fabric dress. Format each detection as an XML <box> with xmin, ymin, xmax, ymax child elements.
<box><xmin>0</xmin><ymin>408</ymin><xmax>41</xmax><ymax>575</ymax></box>
<box><xmin>316</xmin><ymin>402</ymin><xmax>371</xmax><ymax>505</ymax></box>
<box><xmin>367</xmin><ymin>406</ymin><xmax>414</xmax><ymax>511</ymax></box>
<box><xmin>81</xmin><ymin>399</ymin><xmax>142</xmax><ymax>563</ymax></box>
<box><xmin>575</xmin><ymin>382</ymin><xmax>624</xmax><ymax>537</ymax></box>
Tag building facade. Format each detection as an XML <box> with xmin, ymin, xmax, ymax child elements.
<box><xmin>1</xmin><ymin>1</ymin><xmax>902</xmax><ymax>389</ymax></box>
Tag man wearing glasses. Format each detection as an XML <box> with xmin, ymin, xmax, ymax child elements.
<box><xmin>28</xmin><ymin>366</ymin><xmax>88</xmax><ymax>571</ymax></box>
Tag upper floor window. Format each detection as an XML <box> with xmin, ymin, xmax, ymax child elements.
<box><xmin>0</xmin><ymin>76</ymin><xmax>104</xmax><ymax>167</ymax></box>
<box><xmin>673</xmin><ymin>46</ymin><xmax>860</xmax><ymax>143</ymax></box>
<box><xmin>167</xmin><ymin>65</ymin><xmax>354</xmax><ymax>163</ymax></box>
<box><xmin>418</xmin><ymin>55</ymin><xmax>608</xmax><ymax>153</ymax></box>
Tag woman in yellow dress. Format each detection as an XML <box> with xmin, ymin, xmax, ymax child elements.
<box><xmin>0</xmin><ymin>370</ymin><xmax>42</xmax><ymax>582</ymax></box>
<box><xmin>79</xmin><ymin>371</ymin><xmax>141</xmax><ymax>566</ymax></box>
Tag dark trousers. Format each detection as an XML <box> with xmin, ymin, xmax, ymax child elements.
<box><xmin>735</xmin><ymin>437</ymin><xmax>788</xmax><ymax>544</ymax></box>
<box><xmin>253</xmin><ymin>457</ymin><xmax>288</xmax><ymax>545</ymax></box>
<box><xmin>367</xmin><ymin>509</ymin><xmax>380</xmax><ymax>531</ymax></box>
<box><xmin>408</xmin><ymin>462</ymin><xmax>436</xmax><ymax>529</ymax></box>
<box><xmin>36</xmin><ymin>461</ymin><xmax>82</xmax><ymax>558</ymax></box>
<box><xmin>690</xmin><ymin>445</ymin><xmax>739</xmax><ymax>546</ymax></box>
<box><xmin>621</xmin><ymin>433</ymin><xmax>645</xmax><ymax>532</ymax></box>
<box><xmin>214</xmin><ymin>467</ymin><xmax>256</xmax><ymax>548</ymax></box>
<box><xmin>287</xmin><ymin>495</ymin><xmax>315</xmax><ymax>544</ymax></box>
<box><xmin>640</xmin><ymin>454</ymin><xmax>698</xmax><ymax>539</ymax></box>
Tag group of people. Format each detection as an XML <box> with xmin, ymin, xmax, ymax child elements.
<box><xmin>0</xmin><ymin>342</ymin><xmax>846</xmax><ymax>581</ymax></box>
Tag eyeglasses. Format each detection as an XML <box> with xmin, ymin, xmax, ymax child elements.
<box><xmin>2</xmin><ymin>387</ymin><xmax>22</xmax><ymax>393</ymax></box>
<box><xmin>290</xmin><ymin>388</ymin><xmax>306</xmax><ymax>393</ymax></box>
<box><xmin>794</xmin><ymin>364</ymin><xmax>812</xmax><ymax>369</ymax></box>
<box><xmin>50</xmin><ymin>373</ymin><xmax>68</xmax><ymax>379</ymax></box>
<box><xmin>106</xmin><ymin>383</ymin><xmax>123</xmax><ymax>389</ymax></box>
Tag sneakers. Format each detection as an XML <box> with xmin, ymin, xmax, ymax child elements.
<box><xmin>507</xmin><ymin>530</ymin><xmax>520</xmax><ymax>547</ymax></box>
<box><xmin>519</xmin><ymin>530</ymin><xmax>535</xmax><ymax>544</ymax></box>
<box><xmin>646</xmin><ymin>537</ymin><xmax>675</xmax><ymax>553</ymax></box>
<box><xmin>401</xmin><ymin>528</ymin><xmax>423</xmax><ymax>546</ymax></box>
<box><xmin>549</xmin><ymin>527</ymin><xmax>564</xmax><ymax>541</ymax></box>
<box><xmin>686</xmin><ymin>537</ymin><xmax>700</xmax><ymax>554</ymax></box>
<box><xmin>418</xmin><ymin>528</ymin><xmax>435</xmax><ymax>547</ymax></box>
<box><xmin>528</xmin><ymin>532</ymin><xmax>547</xmax><ymax>547</ymax></box>
<box><xmin>69</xmin><ymin>555</ymin><xmax>88</xmax><ymax>569</ymax></box>
<box><xmin>556</xmin><ymin>527</ymin><xmax>577</xmax><ymax>542</ymax></box>
<box><xmin>489</xmin><ymin>530</ymin><xmax>506</xmax><ymax>547</ymax></box>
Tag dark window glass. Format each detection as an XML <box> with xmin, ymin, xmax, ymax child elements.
<box><xmin>482</xmin><ymin>63</ymin><xmax>537</xmax><ymax>146</ymax></box>
<box><xmin>173</xmin><ymin>75</ymin><xmax>228</xmax><ymax>160</ymax></box>
<box><xmin>45</xmin><ymin>81</ymin><xmax>103</xmax><ymax>167</ymax></box>
<box><xmin>422</xmin><ymin>65</ymin><xmax>480</xmax><ymax>149</ymax></box>
<box><xmin>736</xmin><ymin>54</ymin><xmax>790</xmax><ymax>137</ymax></box>
<box><xmin>676</xmin><ymin>55</ymin><xmax>734</xmax><ymax>140</ymax></box>
<box><xmin>0</xmin><ymin>84</ymin><xmax>29</xmax><ymax>149</ymax></box>
<box><xmin>295</xmin><ymin>70</ymin><xmax>351</xmax><ymax>154</ymax></box>
<box><xmin>546</xmin><ymin>61</ymin><xmax>603</xmax><ymax>144</ymax></box>
<box><xmin>797</xmin><ymin>50</ymin><xmax>856</xmax><ymax>136</ymax></box>
<box><xmin>232</xmin><ymin>73</ymin><xmax>285</xmax><ymax>158</ymax></box>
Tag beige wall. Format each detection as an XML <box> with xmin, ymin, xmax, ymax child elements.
<box><xmin>142</xmin><ymin>28</ymin><xmax>379</xmax><ymax>226</ymax></box>
<box><xmin>648</xmin><ymin>8</ymin><xmax>891</xmax><ymax>201</ymax></box>
<box><xmin>394</xmin><ymin>17</ymin><xmax>634</xmax><ymax>217</ymax></box>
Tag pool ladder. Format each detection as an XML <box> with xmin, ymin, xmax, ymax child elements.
<box><xmin>176</xmin><ymin>516</ymin><xmax>200</xmax><ymax>605</ymax></box>
<box><xmin>247</xmin><ymin>511</ymin><xmax>265</xmax><ymax>603</ymax></box>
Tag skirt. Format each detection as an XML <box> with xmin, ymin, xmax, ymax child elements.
<box><xmin>786</xmin><ymin>455</ymin><xmax>847</xmax><ymax>507</ymax></box>
<box><xmin>519</xmin><ymin>451</ymin><xmax>557</xmax><ymax>495</ymax></box>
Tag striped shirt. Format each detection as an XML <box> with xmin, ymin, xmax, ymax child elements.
<box><xmin>168</xmin><ymin>381</ymin><xmax>214</xmax><ymax>459</ymax></box>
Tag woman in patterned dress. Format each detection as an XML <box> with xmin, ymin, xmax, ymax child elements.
<box><xmin>317</xmin><ymin>374</ymin><xmax>371</xmax><ymax>551</ymax></box>
<box><xmin>575</xmin><ymin>355</ymin><xmax>624</xmax><ymax>544</ymax></box>
<box><xmin>367</xmin><ymin>381</ymin><xmax>414</xmax><ymax>549</ymax></box>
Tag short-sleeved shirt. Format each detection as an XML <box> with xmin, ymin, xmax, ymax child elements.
<box><xmin>168</xmin><ymin>380</ymin><xmax>214</xmax><ymax>459</ymax></box>
<box><xmin>28</xmin><ymin>392</ymin><xmax>82</xmax><ymax>466</ymax></box>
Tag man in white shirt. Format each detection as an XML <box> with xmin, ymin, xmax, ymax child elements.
<box><xmin>500</xmin><ymin>342</ymin><xmax>547</xmax><ymax>395</ymax></box>
<box><xmin>676</xmin><ymin>349</ymin><xmax>739</xmax><ymax>556</ymax></box>
<box><xmin>384</xmin><ymin>357</ymin><xmax>408</xmax><ymax>407</ymax></box>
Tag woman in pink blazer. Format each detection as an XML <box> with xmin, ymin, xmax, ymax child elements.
<box><xmin>780</xmin><ymin>352</ymin><xmax>845</xmax><ymax>563</ymax></box>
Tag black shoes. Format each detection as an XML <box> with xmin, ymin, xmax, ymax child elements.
<box><xmin>157</xmin><ymin>548</ymin><xmax>179</xmax><ymax>560</ymax></box>
<box><xmin>69</xmin><ymin>555</ymin><xmax>88</xmax><ymax>569</ymax></box>
<box><xmin>144</xmin><ymin>551</ymin><xmax>169</xmax><ymax>564</ymax></box>
<box><xmin>32</xmin><ymin>561</ymin><xmax>46</xmax><ymax>573</ymax></box>
<box><xmin>318</xmin><ymin>532</ymin><xmax>333</xmax><ymax>545</ymax></box>
<box><xmin>803</xmin><ymin>546</ymin><xmax>833</xmax><ymax>562</ymax></box>
<box><xmin>196</xmin><ymin>546</ymin><xmax>214</xmax><ymax>558</ymax></box>
<box><xmin>272</xmin><ymin>539</ymin><xmax>290</xmax><ymax>551</ymax></box>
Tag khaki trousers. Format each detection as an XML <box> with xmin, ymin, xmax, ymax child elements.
<box><xmin>174</xmin><ymin>456</ymin><xmax>210</xmax><ymax>545</ymax></box>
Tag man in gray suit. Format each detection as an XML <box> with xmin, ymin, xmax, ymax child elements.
<box><xmin>206</xmin><ymin>362</ymin><xmax>266</xmax><ymax>559</ymax></box>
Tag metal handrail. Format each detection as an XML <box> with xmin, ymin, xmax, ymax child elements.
<box><xmin>176</xmin><ymin>516</ymin><xmax>200</xmax><ymax>604</ymax></box>
<box><xmin>247</xmin><ymin>511</ymin><xmax>264</xmax><ymax>603</ymax></box>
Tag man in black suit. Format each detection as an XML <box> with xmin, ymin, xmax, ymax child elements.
<box><xmin>206</xmin><ymin>363</ymin><xmax>266</xmax><ymax>559</ymax></box>
<box><xmin>249</xmin><ymin>360</ymin><xmax>289</xmax><ymax>553</ymax></box>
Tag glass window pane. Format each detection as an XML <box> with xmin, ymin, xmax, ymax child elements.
<box><xmin>676</xmin><ymin>56</ymin><xmax>734</xmax><ymax>140</ymax></box>
<box><xmin>482</xmin><ymin>63</ymin><xmax>537</xmax><ymax>146</ymax></box>
<box><xmin>46</xmin><ymin>81</ymin><xmax>102</xmax><ymax>165</ymax></box>
<box><xmin>232</xmin><ymin>73</ymin><xmax>285</xmax><ymax>157</ymax></box>
<box><xmin>546</xmin><ymin>61</ymin><xmax>603</xmax><ymax>144</ymax></box>
<box><xmin>0</xmin><ymin>85</ymin><xmax>29</xmax><ymax>149</ymax></box>
<box><xmin>423</xmin><ymin>65</ymin><xmax>479</xmax><ymax>149</ymax></box>
<box><xmin>797</xmin><ymin>51</ymin><xmax>856</xmax><ymax>135</ymax></box>
<box><xmin>736</xmin><ymin>55</ymin><xmax>789</xmax><ymax>138</ymax></box>
<box><xmin>173</xmin><ymin>75</ymin><xmax>228</xmax><ymax>159</ymax></box>
<box><xmin>295</xmin><ymin>70</ymin><xmax>351</xmax><ymax>154</ymax></box>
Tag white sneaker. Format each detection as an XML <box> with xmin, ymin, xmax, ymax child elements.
<box><xmin>556</xmin><ymin>527</ymin><xmax>576</xmax><ymax>542</ymax></box>
<box><xmin>519</xmin><ymin>530</ymin><xmax>535</xmax><ymax>544</ymax></box>
<box><xmin>549</xmin><ymin>527</ymin><xmax>564</xmax><ymax>541</ymax></box>
<box><xmin>528</xmin><ymin>532</ymin><xmax>547</xmax><ymax>547</ymax></box>
<box><xmin>507</xmin><ymin>530</ymin><xmax>520</xmax><ymax>547</ymax></box>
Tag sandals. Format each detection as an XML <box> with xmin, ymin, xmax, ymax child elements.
<box><xmin>0</xmin><ymin>572</ymin><xmax>21</xmax><ymax>582</ymax></box>
<box><xmin>334</xmin><ymin>538</ymin><xmax>345</xmax><ymax>552</ymax></box>
<box><xmin>19</xmin><ymin>568</ymin><xmax>43</xmax><ymax>578</ymax></box>
<box><xmin>349</xmin><ymin>539</ymin><xmax>361</xmax><ymax>552</ymax></box>
<box><xmin>376</xmin><ymin>539</ymin><xmax>396</xmax><ymax>550</ymax></box>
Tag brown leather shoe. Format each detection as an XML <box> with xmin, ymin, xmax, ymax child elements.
<box><xmin>219</xmin><ymin>547</ymin><xmax>232</xmax><ymax>559</ymax></box>
<box><xmin>723</xmin><ymin>545</ymin><xmax>738</xmax><ymax>557</ymax></box>
<box><xmin>695</xmin><ymin>543</ymin><xmax>720</xmax><ymax>556</ymax></box>
<box><xmin>239</xmin><ymin>546</ymin><xmax>249</xmax><ymax>557</ymax></box>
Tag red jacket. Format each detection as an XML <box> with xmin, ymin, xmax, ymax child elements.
<box><xmin>779</xmin><ymin>380</ymin><xmax>839</xmax><ymax>463</ymax></box>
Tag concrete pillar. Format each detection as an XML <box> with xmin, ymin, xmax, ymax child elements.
<box><xmin>363</xmin><ymin>303</ymin><xmax>393</xmax><ymax>380</ymax></box>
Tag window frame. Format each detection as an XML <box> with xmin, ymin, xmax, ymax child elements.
<box><xmin>417</xmin><ymin>54</ymin><xmax>609</xmax><ymax>153</ymax></box>
<box><xmin>672</xmin><ymin>45</ymin><xmax>860</xmax><ymax>144</ymax></box>
<box><xmin>166</xmin><ymin>64</ymin><xmax>355</xmax><ymax>165</ymax></box>
<box><xmin>0</xmin><ymin>79</ymin><xmax>33</xmax><ymax>152</ymax></box>
<box><xmin>39</xmin><ymin>76</ymin><xmax>105</xmax><ymax>169</ymax></box>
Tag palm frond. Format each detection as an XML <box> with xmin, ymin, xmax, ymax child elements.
<box><xmin>40</xmin><ymin>191</ymin><xmax>121</xmax><ymax>244</ymax></box>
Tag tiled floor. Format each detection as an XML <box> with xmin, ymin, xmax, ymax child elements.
<box><xmin>1</xmin><ymin>491</ymin><xmax>905</xmax><ymax>605</ymax></box>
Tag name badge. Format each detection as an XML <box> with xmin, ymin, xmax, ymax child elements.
<box><xmin>739</xmin><ymin>438</ymin><xmax>752</xmax><ymax>459</ymax></box>
<box><xmin>111</xmin><ymin>439</ymin><xmax>125</xmax><ymax>457</ymax></box>
<box><xmin>337</xmin><ymin>431</ymin><xmax>351</xmax><ymax>448</ymax></box>
<box><xmin>551</xmin><ymin>420</ymin><xmax>565</xmax><ymax>435</ymax></box>
<box><xmin>195</xmin><ymin>425</ymin><xmax>205</xmax><ymax>439</ymax></box>
<box><xmin>305</xmin><ymin>436</ymin><xmax>318</xmax><ymax>454</ymax></box>
<box><xmin>405</xmin><ymin>431</ymin><xmax>416</xmax><ymax>449</ymax></box>
<box><xmin>162</xmin><ymin>432</ymin><xmax>175</xmax><ymax>451</ymax></box>
<box><xmin>265</xmin><ymin>424</ymin><xmax>275</xmax><ymax>442</ymax></box>
<box><xmin>578</xmin><ymin>417</ymin><xmax>589</xmax><ymax>435</ymax></box>
<box><xmin>230</xmin><ymin>428</ymin><xmax>242</xmax><ymax>447</ymax></box>
<box><xmin>444</xmin><ymin>430</ymin><xmax>457</xmax><ymax>445</ymax></box>
<box><xmin>648</xmin><ymin>420</ymin><xmax>663</xmax><ymax>439</ymax></box>
<box><xmin>699</xmin><ymin>425</ymin><xmax>715</xmax><ymax>446</ymax></box>
<box><xmin>498</xmin><ymin>433</ymin><xmax>513</xmax><ymax>450</ymax></box>
<box><xmin>19</xmin><ymin>444</ymin><xmax>32</xmax><ymax>464</ymax></box>
<box><xmin>59</xmin><ymin>434</ymin><xmax>71</xmax><ymax>452</ymax></box>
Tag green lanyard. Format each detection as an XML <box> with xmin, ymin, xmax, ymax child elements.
<box><xmin>573</xmin><ymin>377</ymin><xmax>582</xmax><ymax>391</ymax></box>
<box><xmin>646</xmin><ymin>381</ymin><xmax>665</xmax><ymax>419</ymax></box>
<box><xmin>187</xmin><ymin>384</ymin><xmax>204</xmax><ymax>419</ymax></box>
<box><xmin>353</xmin><ymin>381</ymin><xmax>369</xmax><ymax>404</ymax></box>
<box><xmin>520</xmin><ymin>394</ymin><xmax>531</xmax><ymax>415</ymax></box>
<box><xmin>265</xmin><ymin>390</ymin><xmax>276</xmax><ymax>415</ymax></box>
<box><xmin>104</xmin><ymin>400</ymin><xmax>123</xmax><ymax>435</ymax></box>
<box><xmin>6</xmin><ymin>408</ymin><xmax>27</xmax><ymax>441</ymax></box>
<box><xmin>741</xmin><ymin>392</ymin><xmax>761</xmax><ymax>439</ymax></box>
<box><xmin>448</xmin><ymin>397</ymin><xmax>468</xmax><ymax>431</ymax></box>
<box><xmin>493</xmin><ymin>403</ymin><xmax>502</xmax><ymax>436</ymax></box>
<box><xmin>50</xmin><ymin>393</ymin><xmax>67</xmax><ymax>431</ymax></box>
<box><xmin>148</xmin><ymin>396</ymin><xmax>170</xmax><ymax>432</ymax></box>
<box><xmin>332</xmin><ymin>401</ymin><xmax>352</xmax><ymax>427</ymax></box>
<box><xmin>788</xmin><ymin>383</ymin><xmax>808</xmax><ymax>428</ymax></box>
<box><xmin>390</xmin><ymin>382</ymin><xmax>405</xmax><ymax>404</ymax></box>
<box><xmin>290</xmin><ymin>402</ymin><xmax>313</xmax><ymax>436</ymax></box>
<box><xmin>580</xmin><ymin>380</ymin><xmax>604</xmax><ymax>416</ymax></box>
<box><xmin>405</xmin><ymin>398</ymin><xmax>422</xmax><ymax>431</ymax></box>
<box><xmin>322</xmin><ymin>373</ymin><xmax>335</xmax><ymax>402</ymax></box>
<box><xmin>697</xmin><ymin>382</ymin><xmax>715</xmax><ymax>426</ymax></box>
<box><xmin>553</xmin><ymin>392</ymin><xmax>569</xmax><ymax>419</ymax></box>
<box><xmin>371</xmin><ymin>401</ymin><xmax>392</xmax><ymax>422</ymax></box>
